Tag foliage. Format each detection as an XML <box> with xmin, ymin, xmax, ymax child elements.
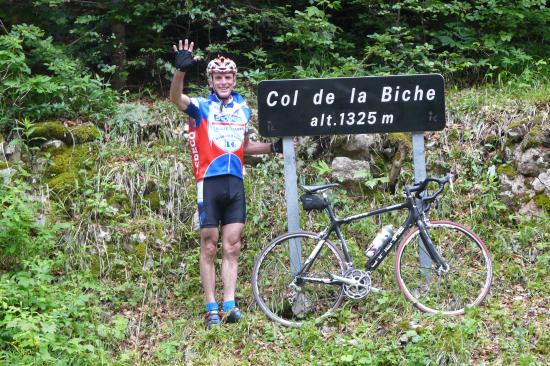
<box><xmin>0</xmin><ymin>175</ymin><xmax>113</xmax><ymax>364</ymax></box>
<box><xmin>353</xmin><ymin>0</ymin><xmax>550</xmax><ymax>81</ymax></box>
<box><xmin>0</xmin><ymin>260</ymin><xmax>112</xmax><ymax>365</ymax></box>
<box><xmin>0</xmin><ymin>24</ymin><xmax>117</xmax><ymax>131</ymax></box>
<box><xmin>2</xmin><ymin>0</ymin><xmax>548</xmax><ymax>89</ymax></box>
<box><xmin>0</xmin><ymin>176</ymin><xmax>53</xmax><ymax>264</ymax></box>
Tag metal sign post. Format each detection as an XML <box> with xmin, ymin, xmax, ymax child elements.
<box><xmin>412</xmin><ymin>132</ymin><xmax>432</xmax><ymax>278</ymax></box>
<box><xmin>283</xmin><ymin>137</ymin><xmax>302</xmax><ymax>275</ymax></box>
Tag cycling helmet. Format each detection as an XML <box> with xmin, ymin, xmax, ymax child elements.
<box><xmin>206</xmin><ymin>55</ymin><xmax>237</xmax><ymax>78</ymax></box>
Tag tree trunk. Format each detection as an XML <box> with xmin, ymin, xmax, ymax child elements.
<box><xmin>110</xmin><ymin>21</ymin><xmax>127</xmax><ymax>90</ymax></box>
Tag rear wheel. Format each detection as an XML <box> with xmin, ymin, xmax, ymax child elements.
<box><xmin>252</xmin><ymin>231</ymin><xmax>346</xmax><ymax>327</ymax></box>
<box><xmin>395</xmin><ymin>221</ymin><xmax>492</xmax><ymax>315</ymax></box>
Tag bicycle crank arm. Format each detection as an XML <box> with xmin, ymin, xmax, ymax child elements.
<box><xmin>329</xmin><ymin>274</ymin><xmax>369</xmax><ymax>288</ymax></box>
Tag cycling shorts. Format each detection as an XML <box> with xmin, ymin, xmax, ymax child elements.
<box><xmin>197</xmin><ymin>175</ymin><xmax>246</xmax><ymax>228</ymax></box>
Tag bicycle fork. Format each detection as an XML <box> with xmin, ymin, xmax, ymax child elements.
<box><xmin>416</xmin><ymin>219</ymin><xmax>449</xmax><ymax>273</ymax></box>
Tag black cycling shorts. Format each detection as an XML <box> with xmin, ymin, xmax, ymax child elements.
<box><xmin>197</xmin><ymin>175</ymin><xmax>246</xmax><ymax>228</ymax></box>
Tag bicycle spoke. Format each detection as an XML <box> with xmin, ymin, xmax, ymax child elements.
<box><xmin>396</xmin><ymin>222</ymin><xmax>492</xmax><ymax>314</ymax></box>
<box><xmin>253</xmin><ymin>233</ymin><xmax>345</xmax><ymax>327</ymax></box>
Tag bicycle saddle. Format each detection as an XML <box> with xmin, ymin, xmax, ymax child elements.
<box><xmin>301</xmin><ymin>183</ymin><xmax>339</xmax><ymax>194</ymax></box>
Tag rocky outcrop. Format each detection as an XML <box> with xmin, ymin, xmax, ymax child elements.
<box><xmin>499</xmin><ymin>119</ymin><xmax>550</xmax><ymax>216</ymax></box>
<box><xmin>331</xmin><ymin>156</ymin><xmax>371</xmax><ymax>186</ymax></box>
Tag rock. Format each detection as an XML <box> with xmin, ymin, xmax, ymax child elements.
<box><xmin>531</xmin><ymin>170</ymin><xmax>550</xmax><ymax>193</ymax></box>
<box><xmin>331</xmin><ymin>156</ymin><xmax>370</xmax><ymax>185</ymax></box>
<box><xmin>332</xmin><ymin>134</ymin><xmax>377</xmax><ymax>160</ymax></box>
<box><xmin>32</xmin><ymin>156</ymin><xmax>49</xmax><ymax>176</ymax></box>
<box><xmin>514</xmin><ymin>146</ymin><xmax>549</xmax><ymax>177</ymax></box>
<box><xmin>507</xmin><ymin>125</ymin><xmax>528</xmax><ymax>143</ymax></box>
<box><xmin>499</xmin><ymin>173</ymin><xmax>531</xmax><ymax>206</ymax></box>
<box><xmin>0</xmin><ymin>168</ymin><xmax>15</xmax><ymax>184</ymax></box>
<box><xmin>542</xmin><ymin>129</ymin><xmax>550</xmax><ymax>148</ymax></box>
<box><xmin>3</xmin><ymin>141</ymin><xmax>21</xmax><ymax>162</ymax></box>
<box><xmin>41</xmin><ymin>139</ymin><xmax>65</xmax><ymax>150</ymax></box>
<box><xmin>519</xmin><ymin>200</ymin><xmax>543</xmax><ymax>218</ymax></box>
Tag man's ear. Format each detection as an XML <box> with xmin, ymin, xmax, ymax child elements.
<box><xmin>207</xmin><ymin>77</ymin><xmax>213</xmax><ymax>88</ymax></box>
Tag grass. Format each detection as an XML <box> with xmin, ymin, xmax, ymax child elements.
<box><xmin>1</xmin><ymin>80</ymin><xmax>549</xmax><ymax>365</ymax></box>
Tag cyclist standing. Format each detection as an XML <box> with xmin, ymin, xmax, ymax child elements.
<box><xmin>169</xmin><ymin>39</ymin><xmax>282</xmax><ymax>328</ymax></box>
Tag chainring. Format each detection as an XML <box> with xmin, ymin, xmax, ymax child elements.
<box><xmin>342</xmin><ymin>269</ymin><xmax>371</xmax><ymax>299</ymax></box>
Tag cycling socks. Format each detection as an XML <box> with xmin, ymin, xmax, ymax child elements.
<box><xmin>205</xmin><ymin>301</ymin><xmax>241</xmax><ymax>326</ymax></box>
<box><xmin>206</xmin><ymin>301</ymin><xmax>236</xmax><ymax>313</ymax></box>
<box><xmin>222</xmin><ymin>300</ymin><xmax>236</xmax><ymax>313</ymax></box>
<box><xmin>206</xmin><ymin>302</ymin><xmax>218</xmax><ymax>312</ymax></box>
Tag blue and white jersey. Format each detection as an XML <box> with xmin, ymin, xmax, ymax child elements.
<box><xmin>184</xmin><ymin>91</ymin><xmax>251</xmax><ymax>181</ymax></box>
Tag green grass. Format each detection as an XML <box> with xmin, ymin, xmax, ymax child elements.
<box><xmin>1</xmin><ymin>81</ymin><xmax>549</xmax><ymax>365</ymax></box>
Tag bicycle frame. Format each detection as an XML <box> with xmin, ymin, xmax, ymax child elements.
<box><xmin>295</xmin><ymin>192</ymin><xmax>448</xmax><ymax>284</ymax></box>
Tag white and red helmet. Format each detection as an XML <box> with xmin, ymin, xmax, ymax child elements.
<box><xmin>206</xmin><ymin>55</ymin><xmax>237</xmax><ymax>78</ymax></box>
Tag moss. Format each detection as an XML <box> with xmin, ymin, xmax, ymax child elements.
<box><xmin>521</xmin><ymin>127</ymin><xmax>543</xmax><ymax>150</ymax></box>
<box><xmin>144</xmin><ymin>191</ymin><xmax>161</xmax><ymax>211</ymax></box>
<box><xmin>446</xmin><ymin>128</ymin><xmax>460</xmax><ymax>143</ymax></box>
<box><xmin>30</xmin><ymin>121</ymin><xmax>72</xmax><ymax>145</ymax></box>
<box><xmin>44</xmin><ymin>143</ymin><xmax>98</xmax><ymax>201</ymax></box>
<box><xmin>45</xmin><ymin>143</ymin><xmax>98</xmax><ymax>177</ymax></box>
<box><xmin>496</xmin><ymin>164</ymin><xmax>518</xmax><ymax>178</ymax></box>
<box><xmin>134</xmin><ymin>242</ymin><xmax>147</xmax><ymax>262</ymax></box>
<box><xmin>70</xmin><ymin>123</ymin><xmax>102</xmax><ymax>144</ymax></box>
<box><xmin>485</xmin><ymin>135</ymin><xmax>501</xmax><ymax>147</ymax></box>
<box><xmin>47</xmin><ymin>171</ymin><xmax>80</xmax><ymax>194</ymax></box>
<box><xmin>534</xmin><ymin>193</ymin><xmax>550</xmax><ymax>213</ymax></box>
<box><xmin>106</xmin><ymin>193</ymin><xmax>131</xmax><ymax>215</ymax></box>
<box><xmin>90</xmin><ymin>256</ymin><xmax>102</xmax><ymax>277</ymax></box>
<box><xmin>0</xmin><ymin>161</ymin><xmax>9</xmax><ymax>170</ymax></box>
<box><xmin>507</xmin><ymin>117</ymin><xmax>529</xmax><ymax>130</ymax></box>
<box><xmin>388</xmin><ymin>133</ymin><xmax>412</xmax><ymax>150</ymax></box>
<box><xmin>531</xmin><ymin>114</ymin><xmax>544</xmax><ymax>128</ymax></box>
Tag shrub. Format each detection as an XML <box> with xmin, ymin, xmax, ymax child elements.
<box><xmin>0</xmin><ymin>24</ymin><xmax>117</xmax><ymax>131</ymax></box>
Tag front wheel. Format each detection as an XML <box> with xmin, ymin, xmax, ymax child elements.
<box><xmin>395</xmin><ymin>220</ymin><xmax>492</xmax><ymax>315</ymax></box>
<box><xmin>252</xmin><ymin>231</ymin><xmax>346</xmax><ymax>327</ymax></box>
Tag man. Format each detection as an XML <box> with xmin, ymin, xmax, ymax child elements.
<box><xmin>169</xmin><ymin>39</ymin><xmax>282</xmax><ymax>328</ymax></box>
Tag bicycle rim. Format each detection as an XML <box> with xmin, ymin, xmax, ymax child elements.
<box><xmin>252</xmin><ymin>231</ymin><xmax>346</xmax><ymax>327</ymax></box>
<box><xmin>395</xmin><ymin>220</ymin><xmax>492</xmax><ymax>315</ymax></box>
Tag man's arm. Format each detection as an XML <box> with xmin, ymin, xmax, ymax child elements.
<box><xmin>170</xmin><ymin>70</ymin><xmax>191</xmax><ymax>111</ymax></box>
<box><xmin>169</xmin><ymin>39</ymin><xmax>197</xmax><ymax>111</ymax></box>
<box><xmin>243</xmin><ymin>136</ymin><xmax>282</xmax><ymax>155</ymax></box>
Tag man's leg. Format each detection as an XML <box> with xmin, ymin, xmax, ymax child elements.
<box><xmin>200</xmin><ymin>227</ymin><xmax>219</xmax><ymax>305</ymax></box>
<box><xmin>221</xmin><ymin>223</ymin><xmax>244</xmax><ymax>304</ymax></box>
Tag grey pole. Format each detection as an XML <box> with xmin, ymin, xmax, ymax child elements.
<box><xmin>412</xmin><ymin>132</ymin><xmax>432</xmax><ymax>278</ymax></box>
<box><xmin>283</xmin><ymin>137</ymin><xmax>302</xmax><ymax>275</ymax></box>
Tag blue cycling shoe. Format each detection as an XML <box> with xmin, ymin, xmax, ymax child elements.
<box><xmin>204</xmin><ymin>310</ymin><xmax>221</xmax><ymax>329</ymax></box>
<box><xmin>223</xmin><ymin>307</ymin><xmax>242</xmax><ymax>323</ymax></box>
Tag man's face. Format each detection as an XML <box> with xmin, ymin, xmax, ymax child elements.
<box><xmin>209</xmin><ymin>72</ymin><xmax>236</xmax><ymax>100</ymax></box>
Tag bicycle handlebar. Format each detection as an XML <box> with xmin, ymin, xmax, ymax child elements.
<box><xmin>404</xmin><ymin>173</ymin><xmax>453</xmax><ymax>202</ymax></box>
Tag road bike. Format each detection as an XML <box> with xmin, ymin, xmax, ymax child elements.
<box><xmin>252</xmin><ymin>174</ymin><xmax>493</xmax><ymax>327</ymax></box>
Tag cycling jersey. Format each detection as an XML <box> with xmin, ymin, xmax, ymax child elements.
<box><xmin>184</xmin><ymin>91</ymin><xmax>251</xmax><ymax>182</ymax></box>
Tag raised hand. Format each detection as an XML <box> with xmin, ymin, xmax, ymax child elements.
<box><xmin>173</xmin><ymin>39</ymin><xmax>199</xmax><ymax>72</ymax></box>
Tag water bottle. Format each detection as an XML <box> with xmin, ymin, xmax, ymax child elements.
<box><xmin>365</xmin><ymin>225</ymin><xmax>394</xmax><ymax>258</ymax></box>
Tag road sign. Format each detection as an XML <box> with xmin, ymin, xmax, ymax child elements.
<box><xmin>258</xmin><ymin>74</ymin><xmax>445</xmax><ymax>137</ymax></box>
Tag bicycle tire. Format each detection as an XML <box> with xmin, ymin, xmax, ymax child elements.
<box><xmin>252</xmin><ymin>231</ymin><xmax>346</xmax><ymax>327</ymax></box>
<box><xmin>395</xmin><ymin>220</ymin><xmax>493</xmax><ymax>315</ymax></box>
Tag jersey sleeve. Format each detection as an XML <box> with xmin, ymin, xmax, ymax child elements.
<box><xmin>183</xmin><ymin>97</ymin><xmax>201</xmax><ymax>121</ymax></box>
